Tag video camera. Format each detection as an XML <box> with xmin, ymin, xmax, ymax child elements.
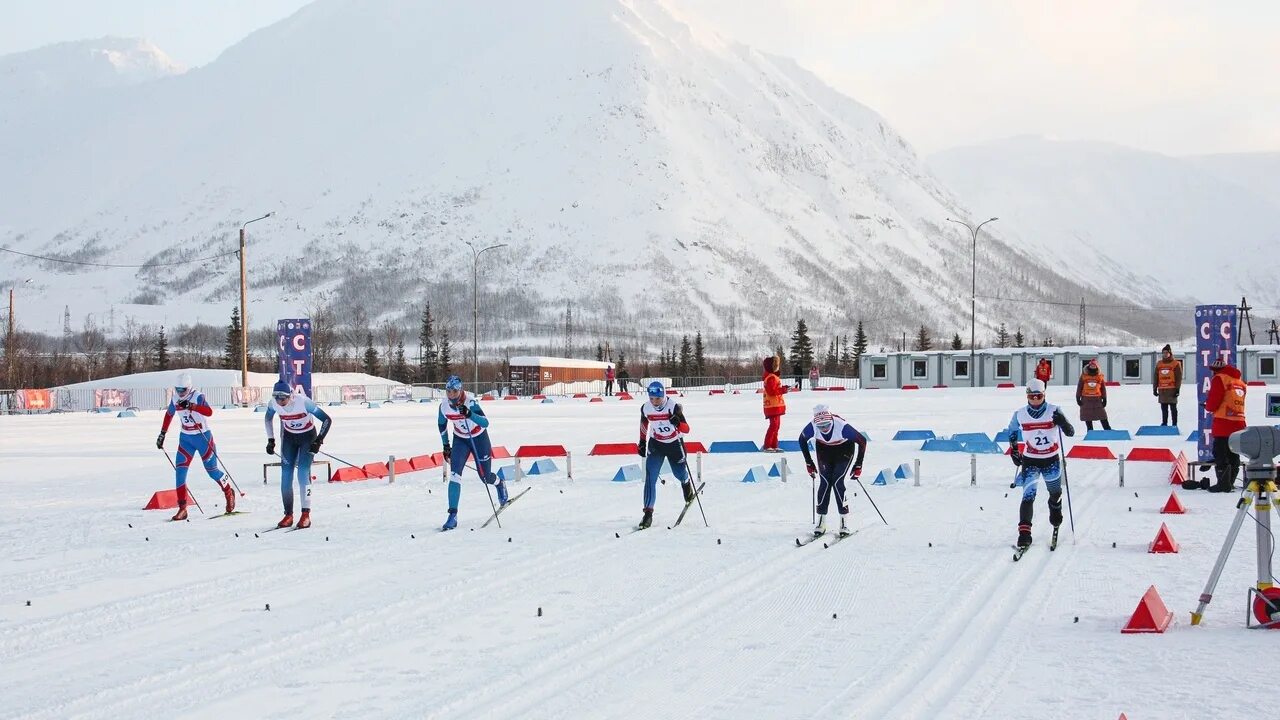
<box><xmin>1228</xmin><ymin>426</ymin><xmax>1280</xmax><ymax>479</ymax></box>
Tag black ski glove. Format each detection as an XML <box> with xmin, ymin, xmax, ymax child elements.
<box><xmin>442</xmin><ymin>443</ymin><xmax>452</xmax><ymax>461</ymax></box>
<box><xmin>155</xmin><ymin>431</ymin><xmax>166</xmax><ymax>449</ymax></box>
<box><xmin>457</xmin><ymin>403</ymin><xmax>471</xmax><ymax>418</ymax></box>
<box><xmin>637</xmin><ymin>441</ymin><xmax>647</xmax><ymax>457</ymax></box>
<box><xmin>177</xmin><ymin>399</ymin><xmax>191</xmax><ymax>410</ymax></box>
<box><xmin>266</xmin><ymin>438</ymin><xmax>276</xmax><ymax>455</ymax></box>
<box><xmin>1153</xmin><ymin>389</ymin><xmax>1158</xmax><ymax>397</ymax></box>
<box><xmin>1052</xmin><ymin>409</ymin><xmax>1076</xmax><ymax>437</ymax></box>
<box><xmin>806</xmin><ymin>463</ymin><xmax>816</xmax><ymax>478</ymax></box>
<box><xmin>670</xmin><ymin>405</ymin><xmax>686</xmax><ymax>427</ymax></box>
<box><xmin>310</xmin><ymin>437</ymin><xmax>323</xmax><ymax>454</ymax></box>
<box><xmin>851</xmin><ymin>465</ymin><xmax>863</xmax><ymax>479</ymax></box>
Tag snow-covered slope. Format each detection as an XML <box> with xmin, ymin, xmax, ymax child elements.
<box><xmin>1187</xmin><ymin>151</ymin><xmax>1280</xmax><ymax>206</ymax></box>
<box><xmin>2</xmin><ymin>1</ymin><xmax>1169</xmax><ymax>344</ymax></box>
<box><xmin>929</xmin><ymin>137</ymin><xmax>1280</xmax><ymax>310</ymax></box>
<box><xmin>0</xmin><ymin>36</ymin><xmax>183</xmax><ymax>107</ymax></box>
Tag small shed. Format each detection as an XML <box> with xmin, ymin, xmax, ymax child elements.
<box><xmin>508</xmin><ymin>356</ymin><xmax>613</xmax><ymax>395</ymax></box>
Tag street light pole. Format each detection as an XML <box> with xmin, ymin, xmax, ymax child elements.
<box><xmin>946</xmin><ymin>216</ymin><xmax>998</xmax><ymax>387</ymax></box>
<box><xmin>465</xmin><ymin>240</ymin><xmax>507</xmax><ymax>390</ymax></box>
<box><xmin>239</xmin><ymin>213</ymin><xmax>273</xmax><ymax>397</ymax></box>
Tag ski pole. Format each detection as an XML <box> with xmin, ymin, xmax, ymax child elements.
<box><xmin>466</xmin><ymin>436</ymin><xmax>502</xmax><ymax>528</ymax></box>
<box><xmin>160</xmin><ymin>449</ymin><xmax>203</xmax><ymax>515</ymax></box>
<box><xmin>318</xmin><ymin>450</ymin><xmax>363</xmax><ymax>471</ymax></box>
<box><xmin>811</xmin><ymin>470</ymin><xmax>816</xmax><ymax>525</ymax></box>
<box><xmin>1058</xmin><ymin>427</ymin><xmax>1076</xmax><ymax>541</ymax></box>
<box><xmin>217</xmin><ymin>456</ymin><xmax>246</xmax><ymax>497</ymax></box>
<box><xmin>852</xmin><ymin>469</ymin><xmax>888</xmax><ymax>525</ymax></box>
<box><xmin>691</xmin><ymin>474</ymin><xmax>709</xmax><ymax>528</ymax></box>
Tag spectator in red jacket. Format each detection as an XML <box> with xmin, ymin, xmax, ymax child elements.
<box><xmin>1204</xmin><ymin>358</ymin><xmax>1247</xmax><ymax>492</ymax></box>
<box><xmin>762</xmin><ymin>355</ymin><xmax>787</xmax><ymax>452</ymax></box>
<box><xmin>1034</xmin><ymin>358</ymin><xmax>1053</xmax><ymax>385</ymax></box>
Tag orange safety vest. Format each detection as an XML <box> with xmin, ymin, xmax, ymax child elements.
<box><xmin>1155</xmin><ymin>359</ymin><xmax>1179</xmax><ymax>390</ymax></box>
<box><xmin>1080</xmin><ymin>373</ymin><xmax>1105</xmax><ymax>398</ymax></box>
<box><xmin>1213</xmin><ymin>375</ymin><xmax>1247</xmax><ymax>420</ymax></box>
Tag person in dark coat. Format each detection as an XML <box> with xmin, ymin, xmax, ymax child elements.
<box><xmin>1075</xmin><ymin>359</ymin><xmax>1111</xmax><ymax>431</ymax></box>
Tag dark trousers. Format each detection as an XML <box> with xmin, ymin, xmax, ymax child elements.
<box><xmin>1084</xmin><ymin>419</ymin><xmax>1112</xmax><ymax>431</ymax></box>
<box><xmin>1212</xmin><ymin>435</ymin><xmax>1240</xmax><ymax>488</ymax></box>
<box><xmin>816</xmin><ymin>453</ymin><xmax>853</xmax><ymax>515</ymax></box>
<box><xmin>605</xmin><ymin>379</ymin><xmax>614</xmax><ymax>396</ymax></box>
<box><xmin>1160</xmin><ymin>404</ymin><xmax>1179</xmax><ymax>426</ymax></box>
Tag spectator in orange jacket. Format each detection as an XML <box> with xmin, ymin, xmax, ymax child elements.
<box><xmin>762</xmin><ymin>355</ymin><xmax>787</xmax><ymax>452</ymax></box>
<box><xmin>1204</xmin><ymin>358</ymin><xmax>1247</xmax><ymax>492</ymax></box>
<box><xmin>1075</xmin><ymin>359</ymin><xmax>1111</xmax><ymax>431</ymax></box>
<box><xmin>1153</xmin><ymin>344</ymin><xmax>1182</xmax><ymax>426</ymax></box>
<box><xmin>1034</xmin><ymin>358</ymin><xmax>1053</xmax><ymax>385</ymax></box>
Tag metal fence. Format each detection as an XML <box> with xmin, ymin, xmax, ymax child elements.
<box><xmin>1</xmin><ymin>375</ymin><xmax>861</xmax><ymax>414</ymax></box>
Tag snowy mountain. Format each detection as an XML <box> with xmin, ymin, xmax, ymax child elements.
<box><xmin>929</xmin><ymin>137</ymin><xmax>1280</xmax><ymax>312</ymax></box>
<box><xmin>1</xmin><ymin>1</ymin><xmax>1177</xmax><ymax>347</ymax></box>
<box><xmin>0</xmin><ymin>36</ymin><xmax>184</xmax><ymax>107</ymax></box>
<box><xmin>1187</xmin><ymin>151</ymin><xmax>1280</xmax><ymax>206</ymax></box>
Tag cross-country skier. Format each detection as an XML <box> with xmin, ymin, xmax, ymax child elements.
<box><xmin>264</xmin><ymin>380</ymin><xmax>332</xmax><ymax>529</ymax></box>
<box><xmin>439</xmin><ymin>375</ymin><xmax>508</xmax><ymax>530</ymax></box>
<box><xmin>798</xmin><ymin>404</ymin><xmax>867</xmax><ymax>537</ymax></box>
<box><xmin>637</xmin><ymin>380</ymin><xmax>694</xmax><ymax>529</ymax></box>
<box><xmin>1006</xmin><ymin>379</ymin><xmax>1076</xmax><ymax>548</ymax></box>
<box><xmin>155</xmin><ymin>372</ymin><xmax>234</xmax><ymax>520</ymax></box>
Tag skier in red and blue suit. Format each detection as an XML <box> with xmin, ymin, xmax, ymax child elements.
<box><xmin>155</xmin><ymin>372</ymin><xmax>234</xmax><ymax>520</ymax></box>
<box><xmin>438</xmin><ymin>375</ymin><xmax>508</xmax><ymax>531</ymax></box>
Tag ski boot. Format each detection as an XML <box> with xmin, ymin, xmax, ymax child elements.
<box><xmin>277</xmin><ymin>514</ymin><xmax>294</xmax><ymax>528</ymax></box>
<box><xmin>813</xmin><ymin>516</ymin><xmax>827</xmax><ymax>537</ymax></box>
<box><xmin>1049</xmin><ymin>504</ymin><xmax>1063</xmax><ymax>528</ymax></box>
<box><xmin>220</xmin><ymin>481</ymin><xmax>236</xmax><ymax>513</ymax></box>
<box><xmin>681</xmin><ymin>482</ymin><xmax>695</xmax><ymax>503</ymax></box>
<box><xmin>838</xmin><ymin>516</ymin><xmax>851</xmax><ymax>538</ymax></box>
<box><xmin>442</xmin><ymin>510</ymin><xmax>458</xmax><ymax>531</ymax></box>
<box><xmin>171</xmin><ymin>506</ymin><xmax>188</xmax><ymax>521</ymax></box>
<box><xmin>1016</xmin><ymin>525</ymin><xmax>1033</xmax><ymax>548</ymax></box>
<box><xmin>296</xmin><ymin>510</ymin><xmax>311</xmax><ymax>529</ymax></box>
<box><xmin>171</xmin><ymin>486</ymin><xmax>189</xmax><ymax>521</ymax></box>
<box><xmin>639</xmin><ymin>508</ymin><xmax>654</xmax><ymax>529</ymax></box>
<box><xmin>496</xmin><ymin>480</ymin><xmax>509</xmax><ymax>507</ymax></box>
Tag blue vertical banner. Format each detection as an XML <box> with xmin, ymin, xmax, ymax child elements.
<box><xmin>1194</xmin><ymin>304</ymin><xmax>1238</xmax><ymax>462</ymax></box>
<box><xmin>277</xmin><ymin>318</ymin><xmax>313</xmax><ymax>398</ymax></box>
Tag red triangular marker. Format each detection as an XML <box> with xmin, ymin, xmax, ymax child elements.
<box><xmin>1148</xmin><ymin>523</ymin><xmax>1180</xmax><ymax>553</ymax></box>
<box><xmin>1160</xmin><ymin>490</ymin><xmax>1186</xmax><ymax>514</ymax></box>
<box><xmin>1122</xmin><ymin>585</ymin><xmax>1174</xmax><ymax>633</ymax></box>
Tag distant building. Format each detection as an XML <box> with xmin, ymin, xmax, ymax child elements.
<box><xmin>507</xmin><ymin>356</ymin><xmax>614</xmax><ymax>394</ymax></box>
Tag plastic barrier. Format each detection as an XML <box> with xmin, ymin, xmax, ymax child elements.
<box><xmin>995</xmin><ymin>430</ymin><xmax>1012</xmax><ymax>443</ymax></box>
<box><xmin>893</xmin><ymin>430</ymin><xmax>936</xmax><ymax>441</ymax></box>
<box><xmin>1128</xmin><ymin>447</ymin><xmax>1177</xmax><ymax>462</ymax></box>
<box><xmin>617</xmin><ymin>393</ymin><xmax>634</xmax><ymax>400</ymax></box>
<box><xmin>573</xmin><ymin>393</ymin><xmax>588</xmax><ymax>399</ymax></box>
<box><xmin>491</xmin><ymin>446</ymin><xmax>513</xmax><ymax>459</ymax></box>
<box><xmin>778</xmin><ymin>440</ymin><xmax>803</xmax><ymax>452</ymax></box>
<box><xmin>253</xmin><ymin>405</ymin><xmax>267</xmax><ymax>413</ymax></box>
<box><xmin>952</xmin><ymin>432</ymin><xmax>991</xmax><ymax>444</ymax></box>
<box><xmin>116</xmin><ymin>410</ymin><xmax>136</xmax><ymax>418</ymax></box>
<box><xmin>921</xmin><ymin>438</ymin><xmax>964</xmax><ymax>452</ymax></box>
<box><xmin>741</xmin><ymin>466</ymin><xmax>769</xmax><ymax>482</ymax></box>
<box><xmin>590</xmin><ymin>443</ymin><xmax>638</xmax><ymax>456</ymax></box>
<box><xmin>517</xmin><ymin>444</ymin><xmax>568</xmax><ymax>458</ymax></box>
<box><xmin>331</xmin><ymin>467</ymin><xmax>368</xmax><ymax>482</ymax></box>
<box><xmin>527</xmin><ymin>459</ymin><xmax>559</xmax><ymax>475</ymax></box>
<box><xmin>540</xmin><ymin>398</ymin><xmax>555</xmax><ymax>404</ymax></box>
<box><xmin>901</xmin><ymin>385</ymin><xmax>920</xmax><ymax>390</ymax></box>
<box><xmin>1084</xmin><ymin>429</ymin><xmax>1131</xmax><ymax>441</ymax></box>
<box><xmin>143</xmin><ymin>489</ymin><xmax>184</xmax><ymax>510</ymax></box>
<box><xmin>612</xmin><ymin>464</ymin><xmax>642</xmax><ymax>482</ymax></box>
<box><xmin>497</xmin><ymin>465</ymin><xmax>520</xmax><ymax>482</ymax></box>
<box><xmin>1067</xmin><ymin>445</ymin><xmax>1116</xmax><ymax>460</ymax></box>
<box><xmin>1186</xmin><ymin>430</ymin><xmax>1201</xmax><ymax>442</ymax></box>
<box><xmin>708</xmin><ymin>389</ymin><xmax>725</xmax><ymax>395</ymax></box>
<box><xmin>589</xmin><ymin>397</ymin><xmax>603</xmax><ymax>403</ymax></box>
<box><xmin>362</xmin><ymin>462</ymin><xmax>389</xmax><ymax>479</ymax></box>
<box><xmin>1135</xmin><ymin>425</ymin><xmax>1181</xmax><ymax>437</ymax></box>
<box><xmin>1121</xmin><ymin>586</ymin><xmax>1174</xmax><ymax>633</ymax></box>
<box><xmin>1148</xmin><ymin>523</ymin><xmax>1179</xmax><ymax>553</ymax></box>
<box><xmin>872</xmin><ymin>469</ymin><xmax>898</xmax><ymax>486</ymax></box>
<box><xmin>366</xmin><ymin>401</ymin><xmax>382</xmax><ymax>409</ymax></box>
<box><xmin>683</xmin><ymin>441</ymin><xmax>708</xmax><ymax>454</ymax></box>
<box><xmin>503</xmin><ymin>395</ymin><xmax>519</xmax><ymax>400</ymax></box>
<box><xmin>961</xmin><ymin>440</ymin><xmax>1002</xmax><ymax>454</ymax></box>
<box><xmin>391</xmin><ymin>459</ymin><xmax>413</xmax><ymax>476</ymax></box>
<box><xmin>409</xmin><ymin>454</ymin><xmax>439</xmax><ymax>471</ymax></box>
<box><xmin>710</xmin><ymin>440</ymin><xmax>761</xmax><ymax>453</ymax></box>
<box><xmin>996</xmin><ymin>382</ymin><xmax>1016</xmax><ymax>389</ymax></box>
<box><xmin>894</xmin><ymin>463</ymin><xmax>913</xmax><ymax>480</ymax></box>
<box><xmin>1160</xmin><ymin>491</ymin><xmax>1186</xmax><ymax>514</ymax></box>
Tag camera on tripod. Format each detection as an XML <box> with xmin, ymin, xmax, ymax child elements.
<box><xmin>1228</xmin><ymin>426</ymin><xmax>1280</xmax><ymax>478</ymax></box>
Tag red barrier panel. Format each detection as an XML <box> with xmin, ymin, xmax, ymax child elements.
<box><xmin>617</xmin><ymin>393</ymin><xmax>634</xmax><ymax>400</ymax></box>
<box><xmin>708</xmin><ymin>389</ymin><xmax>725</xmax><ymax>395</ymax></box>
<box><xmin>1247</xmin><ymin>380</ymin><xmax>1266</xmax><ymax>387</ymax></box>
<box><xmin>932</xmin><ymin>384</ymin><xmax>948</xmax><ymax>389</ymax></box>
<box><xmin>391</xmin><ymin>459</ymin><xmax>413</xmax><ymax>475</ymax></box>
<box><xmin>901</xmin><ymin>385</ymin><xmax>920</xmax><ymax>390</ymax></box>
<box><xmin>1121</xmin><ymin>586</ymin><xmax>1174</xmax><ymax>633</ymax></box>
<box><xmin>684</xmin><ymin>441</ymin><xmax>708</xmax><ymax>454</ymax></box>
<box><xmin>491</xmin><ymin>446</ymin><xmax>512</xmax><ymax>459</ymax></box>
<box><xmin>1148</xmin><ymin>523</ymin><xmax>1179</xmax><ymax>553</ymax></box>
<box><xmin>1128</xmin><ymin>447</ymin><xmax>1176</xmax><ymax>462</ymax></box>
<box><xmin>573</xmin><ymin>393</ymin><xmax>588</xmax><ymax>399</ymax></box>
<box><xmin>1105</xmin><ymin>381</ymin><xmax>1121</xmax><ymax>387</ymax></box>
<box><xmin>589</xmin><ymin>397</ymin><xmax>603</xmax><ymax>403</ymax></box>
<box><xmin>331</xmin><ymin>467</ymin><xmax>368</xmax><ymax>482</ymax></box>
<box><xmin>410</xmin><ymin>454</ymin><xmax>439</xmax><ymax>471</ymax></box>
<box><xmin>590</xmin><ymin>443</ymin><xmax>639</xmax><ymax>456</ymax></box>
<box><xmin>516</xmin><ymin>444</ymin><xmax>568</xmax><ymax>458</ymax></box>
<box><xmin>532</xmin><ymin>394</ymin><xmax>546</xmax><ymax>400</ymax></box>
<box><xmin>362</xmin><ymin>462</ymin><xmax>389</xmax><ymax>478</ymax></box>
<box><xmin>1169</xmin><ymin>451</ymin><xmax>1188</xmax><ymax>484</ymax></box>
<box><xmin>996</xmin><ymin>383</ymin><xmax>1016</xmax><ymax>389</ymax></box>
<box><xmin>827</xmin><ymin>386</ymin><xmax>846</xmax><ymax>391</ymax></box>
<box><xmin>143</xmin><ymin>489</ymin><xmax>184</xmax><ymax>510</ymax></box>
<box><xmin>1004</xmin><ymin>442</ymin><xmax>1026</xmax><ymax>455</ymax></box>
<box><xmin>1067</xmin><ymin>445</ymin><xmax>1116</xmax><ymax>460</ymax></box>
<box><xmin>503</xmin><ymin>395</ymin><xmax>519</xmax><ymax>400</ymax></box>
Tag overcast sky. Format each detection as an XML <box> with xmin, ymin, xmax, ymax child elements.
<box><xmin>4</xmin><ymin>0</ymin><xmax>1276</xmax><ymax>157</ymax></box>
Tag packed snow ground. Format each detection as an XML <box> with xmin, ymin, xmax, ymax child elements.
<box><xmin>0</xmin><ymin>384</ymin><xmax>1275</xmax><ymax>719</ymax></box>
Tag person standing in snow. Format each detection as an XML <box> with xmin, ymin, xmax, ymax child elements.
<box><xmin>762</xmin><ymin>355</ymin><xmax>787</xmax><ymax>452</ymax></box>
<box><xmin>438</xmin><ymin>375</ymin><xmax>508</xmax><ymax>530</ymax></box>
<box><xmin>1007</xmin><ymin>379</ymin><xmax>1076</xmax><ymax>549</ymax></box>
<box><xmin>1034</xmin><ymin>357</ymin><xmax>1053</xmax><ymax>385</ymax></box>
<box><xmin>155</xmin><ymin>372</ymin><xmax>235</xmax><ymax>520</ymax></box>
<box><xmin>264</xmin><ymin>380</ymin><xmax>332</xmax><ymax>529</ymax></box>
<box><xmin>808</xmin><ymin>365</ymin><xmax>820</xmax><ymax>390</ymax></box>
<box><xmin>605</xmin><ymin>364</ymin><xmax>615</xmax><ymax>396</ymax></box>
<box><xmin>1075</xmin><ymin>359</ymin><xmax>1111</xmax><ymax>431</ymax></box>
<box><xmin>1153</xmin><ymin>344</ymin><xmax>1182</xmax><ymax>426</ymax></box>
<box><xmin>1204</xmin><ymin>358</ymin><xmax>1247</xmax><ymax>493</ymax></box>
<box><xmin>798</xmin><ymin>404</ymin><xmax>867</xmax><ymax>538</ymax></box>
<box><xmin>617</xmin><ymin>366</ymin><xmax>630</xmax><ymax>395</ymax></box>
<box><xmin>635</xmin><ymin>381</ymin><xmax>694</xmax><ymax>529</ymax></box>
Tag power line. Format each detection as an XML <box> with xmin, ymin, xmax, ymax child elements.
<box><xmin>1</xmin><ymin>245</ymin><xmax>239</xmax><ymax>268</ymax></box>
<box><xmin>976</xmin><ymin>294</ymin><xmax>1279</xmax><ymax>314</ymax></box>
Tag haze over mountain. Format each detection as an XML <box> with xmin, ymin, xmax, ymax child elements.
<box><xmin>1</xmin><ymin>1</ymin><xmax>1190</xmax><ymax>350</ymax></box>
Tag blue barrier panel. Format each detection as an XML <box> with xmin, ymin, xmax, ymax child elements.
<box><xmin>768</xmin><ymin>463</ymin><xmax>782</xmax><ymax>477</ymax></box>
<box><xmin>1084</xmin><ymin>429</ymin><xmax>1131</xmax><ymax>441</ymax></box>
<box><xmin>777</xmin><ymin>440</ymin><xmax>803</xmax><ymax>452</ymax></box>
<box><xmin>328</xmin><ymin>401</ymin><xmax>343</xmax><ymax>407</ymax></box>
<box><xmin>894</xmin><ymin>462</ymin><xmax>913</xmax><ymax>480</ymax></box>
<box><xmin>741</xmin><ymin>466</ymin><xmax>769</xmax><ymax>483</ymax></box>
<box><xmin>540</xmin><ymin>398</ymin><xmax>555</xmax><ymax>404</ymax></box>
<box><xmin>1186</xmin><ymin>430</ymin><xmax>1201</xmax><ymax>442</ymax></box>
<box><xmin>611</xmin><ymin>464</ymin><xmax>642</xmax><ymax>482</ymax></box>
<box><xmin>116</xmin><ymin>410</ymin><xmax>136</xmax><ymax>418</ymax></box>
<box><xmin>497</xmin><ymin>465</ymin><xmax>519</xmax><ymax>482</ymax></box>
<box><xmin>952</xmin><ymin>432</ymin><xmax>992</xmax><ymax>444</ymax></box>
<box><xmin>893</xmin><ymin>429</ymin><xmax>936</xmax><ymax>441</ymax></box>
<box><xmin>995</xmin><ymin>430</ymin><xmax>1012</xmax><ymax>444</ymax></box>
<box><xmin>873</xmin><ymin>469</ymin><xmax>898</xmax><ymax>486</ymax></box>
<box><xmin>366</xmin><ymin>401</ymin><xmax>382</xmax><ymax>409</ymax></box>
<box><xmin>921</xmin><ymin>438</ymin><xmax>964</xmax><ymax>452</ymax></box>
<box><xmin>95</xmin><ymin>407</ymin><xmax>113</xmax><ymax>414</ymax></box>
<box><xmin>710</xmin><ymin>440</ymin><xmax>761</xmax><ymax>453</ymax></box>
<box><xmin>527</xmin><ymin>459</ymin><xmax>559</xmax><ymax>475</ymax></box>
<box><xmin>253</xmin><ymin>405</ymin><xmax>267</xmax><ymax>413</ymax></box>
<box><xmin>1136</xmin><ymin>425</ymin><xmax>1181</xmax><ymax>437</ymax></box>
<box><xmin>961</xmin><ymin>440</ymin><xmax>1002</xmax><ymax>454</ymax></box>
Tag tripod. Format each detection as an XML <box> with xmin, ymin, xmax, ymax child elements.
<box><xmin>1190</xmin><ymin>463</ymin><xmax>1280</xmax><ymax>628</ymax></box>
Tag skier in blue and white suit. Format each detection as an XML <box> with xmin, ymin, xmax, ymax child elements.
<box><xmin>1006</xmin><ymin>379</ymin><xmax>1075</xmax><ymax>548</ymax></box>
<box><xmin>636</xmin><ymin>381</ymin><xmax>694</xmax><ymax>529</ymax></box>
<box><xmin>798</xmin><ymin>404</ymin><xmax>867</xmax><ymax>537</ymax></box>
<box><xmin>438</xmin><ymin>375</ymin><xmax>508</xmax><ymax>531</ymax></box>
<box><xmin>264</xmin><ymin>380</ymin><xmax>332</xmax><ymax>529</ymax></box>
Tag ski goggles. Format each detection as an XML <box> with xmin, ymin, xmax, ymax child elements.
<box><xmin>1026</xmin><ymin>392</ymin><xmax>1044</xmax><ymax>400</ymax></box>
<box><xmin>175</xmin><ymin>387</ymin><xmax>189</xmax><ymax>396</ymax></box>
<box><xmin>272</xmin><ymin>391</ymin><xmax>291</xmax><ymax>402</ymax></box>
<box><xmin>814</xmin><ymin>413</ymin><xmax>834</xmax><ymax>432</ymax></box>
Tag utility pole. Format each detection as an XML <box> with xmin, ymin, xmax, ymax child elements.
<box><xmin>1078</xmin><ymin>297</ymin><xmax>1087</xmax><ymax>345</ymax></box>
<box><xmin>465</xmin><ymin>240</ymin><xmax>506</xmax><ymax>389</ymax></box>
<box><xmin>946</xmin><ymin>216</ymin><xmax>999</xmax><ymax>386</ymax></box>
<box><xmin>238</xmin><ymin>213</ymin><xmax>273</xmax><ymax>398</ymax></box>
<box><xmin>1239</xmin><ymin>296</ymin><xmax>1255</xmax><ymax>344</ymax></box>
<box><xmin>1268</xmin><ymin>320</ymin><xmax>1279</xmax><ymax>345</ymax></box>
